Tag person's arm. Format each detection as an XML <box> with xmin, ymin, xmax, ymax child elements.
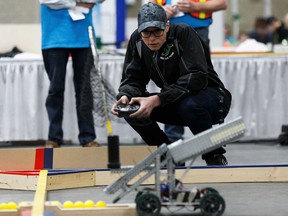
<box><xmin>39</xmin><ymin>0</ymin><xmax>76</xmax><ymax>9</ymax></box>
<box><xmin>149</xmin><ymin>0</ymin><xmax>177</xmax><ymax>19</ymax></box>
<box><xmin>39</xmin><ymin>0</ymin><xmax>105</xmax><ymax>10</ymax></box>
<box><xmin>150</xmin><ymin>0</ymin><xmax>227</xmax><ymax>19</ymax></box>
<box><xmin>156</xmin><ymin>25</ymin><xmax>210</xmax><ymax>106</ymax></box>
<box><xmin>177</xmin><ymin>0</ymin><xmax>228</xmax><ymax>13</ymax></box>
<box><xmin>117</xmin><ymin>30</ymin><xmax>150</xmax><ymax>101</ymax></box>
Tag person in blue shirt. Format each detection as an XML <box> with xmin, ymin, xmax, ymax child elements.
<box><xmin>39</xmin><ymin>0</ymin><xmax>105</xmax><ymax>148</ymax></box>
<box><xmin>150</xmin><ymin>0</ymin><xmax>228</xmax><ymax>149</ymax></box>
<box><xmin>150</xmin><ymin>0</ymin><xmax>227</xmax><ymax>48</ymax></box>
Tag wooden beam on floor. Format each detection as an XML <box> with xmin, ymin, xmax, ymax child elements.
<box><xmin>1</xmin><ymin>165</ymin><xmax>288</xmax><ymax>191</ymax></box>
<box><xmin>0</xmin><ymin>202</ymin><xmax>137</xmax><ymax>216</ymax></box>
<box><xmin>95</xmin><ymin>164</ymin><xmax>288</xmax><ymax>185</ymax></box>
<box><xmin>0</xmin><ymin>171</ymin><xmax>39</xmax><ymax>190</ymax></box>
<box><xmin>176</xmin><ymin>164</ymin><xmax>288</xmax><ymax>183</ymax></box>
<box><xmin>45</xmin><ymin>202</ymin><xmax>136</xmax><ymax>216</ymax></box>
<box><xmin>47</xmin><ymin>170</ymin><xmax>96</xmax><ymax>190</ymax></box>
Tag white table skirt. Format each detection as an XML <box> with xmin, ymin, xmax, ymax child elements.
<box><xmin>1</xmin><ymin>54</ymin><xmax>288</xmax><ymax>144</ymax></box>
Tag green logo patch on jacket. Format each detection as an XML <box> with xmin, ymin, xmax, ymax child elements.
<box><xmin>160</xmin><ymin>43</ymin><xmax>175</xmax><ymax>60</ymax></box>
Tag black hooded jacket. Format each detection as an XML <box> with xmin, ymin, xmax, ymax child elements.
<box><xmin>117</xmin><ymin>23</ymin><xmax>231</xmax><ymax>108</ymax></box>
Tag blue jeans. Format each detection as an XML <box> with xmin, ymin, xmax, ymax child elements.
<box><xmin>195</xmin><ymin>27</ymin><xmax>210</xmax><ymax>48</ymax></box>
<box><xmin>125</xmin><ymin>89</ymin><xmax>229</xmax><ymax>159</ymax></box>
<box><xmin>42</xmin><ymin>48</ymin><xmax>96</xmax><ymax>145</ymax></box>
<box><xmin>164</xmin><ymin>124</ymin><xmax>185</xmax><ymax>142</ymax></box>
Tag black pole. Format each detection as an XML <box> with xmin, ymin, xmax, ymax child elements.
<box><xmin>107</xmin><ymin>135</ymin><xmax>121</xmax><ymax>169</ymax></box>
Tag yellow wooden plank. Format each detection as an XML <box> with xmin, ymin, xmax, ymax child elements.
<box><xmin>32</xmin><ymin>170</ymin><xmax>48</xmax><ymax>216</ymax></box>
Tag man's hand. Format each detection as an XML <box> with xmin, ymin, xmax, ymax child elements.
<box><xmin>177</xmin><ymin>0</ymin><xmax>228</xmax><ymax>13</ymax></box>
<box><xmin>162</xmin><ymin>4</ymin><xmax>178</xmax><ymax>19</ymax></box>
<box><xmin>129</xmin><ymin>95</ymin><xmax>161</xmax><ymax>118</ymax></box>
<box><xmin>95</xmin><ymin>0</ymin><xmax>106</xmax><ymax>3</ymax></box>
<box><xmin>111</xmin><ymin>96</ymin><xmax>130</xmax><ymax>117</ymax></box>
<box><xmin>176</xmin><ymin>0</ymin><xmax>193</xmax><ymax>13</ymax></box>
<box><xmin>112</xmin><ymin>95</ymin><xmax>161</xmax><ymax>118</ymax></box>
<box><xmin>76</xmin><ymin>2</ymin><xmax>95</xmax><ymax>9</ymax></box>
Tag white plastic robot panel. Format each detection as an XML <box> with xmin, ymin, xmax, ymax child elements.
<box><xmin>168</xmin><ymin>117</ymin><xmax>246</xmax><ymax>164</ymax></box>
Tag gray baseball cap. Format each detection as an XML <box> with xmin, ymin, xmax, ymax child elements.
<box><xmin>138</xmin><ymin>2</ymin><xmax>167</xmax><ymax>33</ymax></box>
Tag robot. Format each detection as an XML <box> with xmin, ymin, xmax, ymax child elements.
<box><xmin>104</xmin><ymin>117</ymin><xmax>246</xmax><ymax>216</ymax></box>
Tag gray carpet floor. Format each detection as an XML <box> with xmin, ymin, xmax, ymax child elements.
<box><xmin>0</xmin><ymin>142</ymin><xmax>288</xmax><ymax>216</ymax></box>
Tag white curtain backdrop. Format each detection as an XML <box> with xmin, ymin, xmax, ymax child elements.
<box><xmin>1</xmin><ymin>54</ymin><xmax>288</xmax><ymax>144</ymax></box>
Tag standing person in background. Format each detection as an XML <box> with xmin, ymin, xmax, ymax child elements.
<box><xmin>248</xmin><ymin>16</ymin><xmax>272</xmax><ymax>44</ymax></box>
<box><xmin>224</xmin><ymin>23</ymin><xmax>236</xmax><ymax>47</ymax></box>
<box><xmin>150</xmin><ymin>0</ymin><xmax>227</xmax><ymax>49</ymax></box>
<box><xmin>283</xmin><ymin>13</ymin><xmax>288</xmax><ymax>29</ymax></box>
<box><xmin>266</xmin><ymin>16</ymin><xmax>288</xmax><ymax>45</ymax></box>
<box><xmin>150</xmin><ymin>0</ymin><xmax>227</xmax><ymax>144</ymax></box>
<box><xmin>39</xmin><ymin>0</ymin><xmax>105</xmax><ymax>148</ymax></box>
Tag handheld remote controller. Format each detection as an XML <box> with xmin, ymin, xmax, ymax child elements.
<box><xmin>114</xmin><ymin>104</ymin><xmax>140</xmax><ymax>117</ymax></box>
